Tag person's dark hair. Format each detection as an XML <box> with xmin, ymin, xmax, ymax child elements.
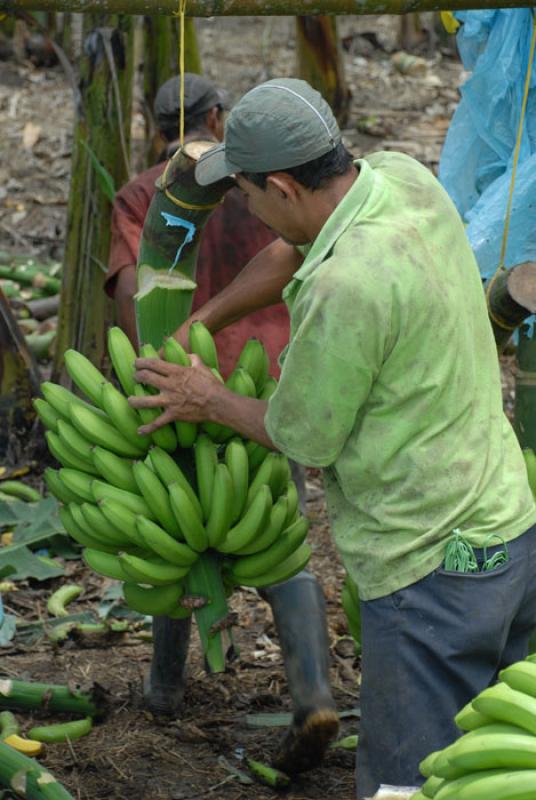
<box><xmin>160</xmin><ymin>106</ymin><xmax>224</xmax><ymax>143</ymax></box>
<box><xmin>242</xmin><ymin>142</ymin><xmax>353</xmax><ymax>191</ymax></box>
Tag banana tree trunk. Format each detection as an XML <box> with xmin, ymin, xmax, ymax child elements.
<box><xmin>487</xmin><ymin>262</ymin><xmax>536</xmax><ymax>351</ymax></box>
<box><xmin>52</xmin><ymin>13</ymin><xmax>134</xmax><ymax>384</ymax></box>
<box><xmin>143</xmin><ymin>15</ymin><xmax>202</xmax><ymax>165</ymax></box>
<box><xmin>0</xmin><ymin>289</ymin><xmax>41</xmax><ymax>466</ymax></box>
<box><xmin>295</xmin><ymin>15</ymin><xmax>350</xmax><ymax>125</ymax></box>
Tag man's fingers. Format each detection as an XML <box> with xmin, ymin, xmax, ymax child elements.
<box><xmin>128</xmin><ymin>391</ymin><xmax>166</xmax><ymax>409</ymax></box>
<box><xmin>137</xmin><ymin>410</ymin><xmax>175</xmax><ymax>435</ymax></box>
<box><xmin>189</xmin><ymin>353</ymin><xmax>204</xmax><ymax>369</ymax></box>
<box><xmin>133</xmin><ymin>369</ymin><xmax>170</xmax><ymax>390</ymax></box>
<box><xmin>134</xmin><ymin>357</ymin><xmax>182</xmax><ymax>376</ymax></box>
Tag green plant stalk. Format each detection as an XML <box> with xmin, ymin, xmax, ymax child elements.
<box><xmin>185</xmin><ymin>551</ymin><xmax>232</xmax><ymax>673</ymax></box>
<box><xmin>0</xmin><ymin>711</ymin><xmax>19</xmax><ymax>740</ymax></box>
<box><xmin>0</xmin><ymin>679</ymin><xmax>97</xmax><ymax>716</ymax></box>
<box><xmin>0</xmin><ymin>740</ymin><xmax>74</xmax><ymax>799</ymax></box>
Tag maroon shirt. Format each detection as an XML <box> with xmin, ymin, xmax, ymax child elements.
<box><xmin>107</xmin><ymin>164</ymin><xmax>289</xmax><ymax>377</ymax></box>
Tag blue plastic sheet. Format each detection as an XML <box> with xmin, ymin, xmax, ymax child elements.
<box><xmin>439</xmin><ymin>10</ymin><xmax>536</xmax><ymax>282</ymax></box>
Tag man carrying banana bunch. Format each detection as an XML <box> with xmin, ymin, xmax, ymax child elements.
<box><xmin>130</xmin><ymin>78</ymin><xmax>536</xmax><ymax>798</ymax></box>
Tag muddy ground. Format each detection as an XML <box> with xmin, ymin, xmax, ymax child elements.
<box><xmin>0</xmin><ymin>13</ymin><xmax>516</xmax><ymax>800</ymax></box>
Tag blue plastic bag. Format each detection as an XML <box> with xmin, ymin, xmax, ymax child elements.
<box><xmin>439</xmin><ymin>10</ymin><xmax>536</xmax><ymax>281</ymax></box>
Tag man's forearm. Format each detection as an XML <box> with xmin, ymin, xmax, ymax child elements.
<box><xmin>207</xmin><ymin>389</ymin><xmax>276</xmax><ymax>451</ymax></box>
<box><xmin>174</xmin><ymin>238</ymin><xmax>303</xmax><ymax>342</ymax></box>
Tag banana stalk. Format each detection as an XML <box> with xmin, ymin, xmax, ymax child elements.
<box><xmin>135</xmin><ymin>141</ymin><xmax>233</xmax><ymax>348</ymax></box>
<box><xmin>0</xmin><ymin>740</ymin><xmax>74</xmax><ymax>799</ymax></box>
<box><xmin>0</xmin><ymin>679</ymin><xmax>97</xmax><ymax>717</ymax></box>
<box><xmin>184</xmin><ymin>551</ymin><xmax>234</xmax><ymax>673</ymax></box>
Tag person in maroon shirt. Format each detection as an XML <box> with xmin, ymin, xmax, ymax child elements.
<box><xmin>107</xmin><ymin>75</ymin><xmax>338</xmax><ymax>773</ymax></box>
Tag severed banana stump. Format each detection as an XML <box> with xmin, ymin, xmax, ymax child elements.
<box><xmin>487</xmin><ymin>262</ymin><xmax>536</xmax><ymax>350</ymax></box>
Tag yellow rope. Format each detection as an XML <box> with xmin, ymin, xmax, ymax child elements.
<box><xmin>161</xmin><ymin>0</ymin><xmax>219</xmax><ymax>212</ymax></box>
<box><xmin>486</xmin><ymin>11</ymin><xmax>536</xmax><ymax>330</ymax></box>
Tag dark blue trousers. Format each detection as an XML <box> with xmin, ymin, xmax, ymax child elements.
<box><xmin>356</xmin><ymin>524</ymin><xmax>536</xmax><ymax>799</ymax></box>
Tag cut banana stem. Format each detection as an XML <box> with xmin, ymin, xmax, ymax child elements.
<box><xmin>0</xmin><ymin>679</ymin><xmax>96</xmax><ymax>716</ymax></box>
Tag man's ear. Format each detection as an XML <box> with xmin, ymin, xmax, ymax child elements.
<box><xmin>267</xmin><ymin>173</ymin><xmax>300</xmax><ymax>201</ymax></box>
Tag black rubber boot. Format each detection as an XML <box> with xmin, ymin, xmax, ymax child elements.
<box><xmin>144</xmin><ymin>615</ymin><xmax>191</xmax><ymax>716</ymax></box>
<box><xmin>260</xmin><ymin>571</ymin><xmax>339</xmax><ymax>774</ymax></box>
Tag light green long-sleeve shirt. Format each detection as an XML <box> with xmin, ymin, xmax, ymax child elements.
<box><xmin>265</xmin><ymin>151</ymin><xmax>536</xmax><ymax>600</ymax></box>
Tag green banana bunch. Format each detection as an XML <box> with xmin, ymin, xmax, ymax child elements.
<box><xmin>416</xmin><ymin>656</ymin><xmax>536</xmax><ymax>799</ymax></box>
<box><xmin>42</xmin><ymin>328</ymin><xmax>312</xmax><ymax>660</ymax></box>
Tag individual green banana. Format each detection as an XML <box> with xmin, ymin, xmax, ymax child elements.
<box><xmin>59</xmin><ymin>468</ymin><xmax>94</xmax><ymax>502</ymax></box>
<box><xmin>235</xmin><ymin>495</ymin><xmax>288</xmax><ymax>555</ymax></box>
<box><xmin>41</xmin><ymin>381</ymin><xmax>107</xmax><ymax>421</ymax></box>
<box><xmin>59</xmin><ymin>506</ymin><xmax>117</xmax><ymax>553</ymax></box>
<box><xmin>163</xmin><ymin>337</ymin><xmax>198</xmax><ymax>447</ymax></box>
<box><xmin>422</xmin><ymin>775</ymin><xmax>445</xmax><ymax>799</ymax></box>
<box><xmin>91</xmin><ymin>446</ymin><xmax>138</xmax><ymax>493</ymax></box>
<box><xmin>101</xmin><ymin>382</ymin><xmax>151</xmax><ymax>450</ymax></box>
<box><xmin>270</xmin><ymin>455</ymin><xmax>292</xmax><ymax>500</ymax></box>
<box><xmin>83</xmin><ymin>548</ymin><xmax>131</xmax><ymax>581</ymax></box>
<box><xmin>98</xmin><ymin>498</ymin><xmax>145</xmax><ymax>547</ymax></box>
<box><xmin>245</xmin><ymin>757</ymin><xmax>290</xmax><ymax>788</ymax></box>
<box><xmin>445</xmin><ymin>730</ymin><xmax>536</xmax><ymax>774</ymax></box>
<box><xmin>64</xmin><ymin>349</ymin><xmax>106</xmax><ymax>408</ymax></box>
<box><xmin>188</xmin><ymin>320</ymin><xmax>219</xmax><ymax>371</ymax></box>
<box><xmin>227</xmin><ymin>365</ymin><xmax>257</xmax><ymax>398</ymax></box>
<box><xmin>136</xmin><ymin>516</ymin><xmax>199</xmax><ymax>567</ymax></box>
<box><xmin>420</xmin><ymin>750</ymin><xmax>441</xmax><ymax>779</ymax></box>
<box><xmin>341</xmin><ymin>576</ymin><xmax>361</xmax><ymax>651</ymax></box>
<box><xmin>33</xmin><ymin>398</ymin><xmax>61</xmax><ymax>432</ymax></box>
<box><xmin>246</xmin><ymin>441</ymin><xmax>271</xmax><ymax>472</ymax></box>
<box><xmin>499</xmin><ymin>660</ymin><xmax>536</xmax><ymax>698</ymax></box>
<box><xmin>230</xmin><ymin>516</ymin><xmax>309</xmax><ymax>580</ymax></box>
<box><xmin>132</xmin><ymin>384</ymin><xmax>178</xmax><ymax>453</ymax></box>
<box><xmin>132</xmin><ymin>460</ymin><xmax>181</xmax><ymax>537</ymax></box>
<box><xmin>0</xmin><ymin>711</ymin><xmax>19</xmax><ymax>740</ymax></box>
<box><xmin>80</xmin><ymin>502</ymin><xmax>134</xmax><ymax>548</ymax></box>
<box><xmin>169</xmin><ymin>483</ymin><xmax>208</xmax><ymax>552</ymax></box>
<box><xmin>47</xmin><ymin>584</ymin><xmax>83</xmax><ymax>618</ymax></box>
<box><xmin>206</xmin><ymin>463</ymin><xmax>234</xmax><ymax>548</ymax></box>
<box><xmin>237</xmin><ymin>338</ymin><xmax>270</xmax><ymax>393</ymax></box>
<box><xmin>70</xmin><ymin>503</ymin><xmax>110</xmax><ymax>547</ymax></box>
<box><xmin>108</xmin><ymin>325</ymin><xmax>137</xmax><ymax>397</ymax></box>
<box><xmin>435</xmin><ymin>769</ymin><xmax>536</xmax><ymax>800</ymax></box>
<box><xmin>56</xmin><ymin>419</ymin><xmax>96</xmax><ymax>469</ymax></box>
<box><xmin>230</xmin><ymin>542</ymin><xmax>312</xmax><ymax>588</ymax></box>
<box><xmin>472</xmin><ymin>682</ymin><xmax>536</xmax><ymax>735</ymax></box>
<box><xmin>225</xmin><ymin>439</ymin><xmax>249</xmax><ymax>523</ymax></box>
<box><xmin>218</xmin><ymin>485</ymin><xmax>272</xmax><ymax>554</ymax></box>
<box><xmin>46</xmin><ymin>430</ymin><xmax>96</xmax><ymax>474</ymax></box>
<box><xmin>69</xmin><ymin>403</ymin><xmax>145</xmax><ymax>458</ymax></box>
<box><xmin>123</xmin><ymin>581</ymin><xmax>185</xmax><ymax>617</ymax></box>
<box><xmin>147</xmin><ymin>447</ymin><xmax>202</xmax><ymax>520</ymax></box>
<box><xmin>29</xmin><ymin>717</ymin><xmax>93</xmax><ymax>743</ymax></box>
<box><xmin>0</xmin><ymin>481</ymin><xmax>40</xmax><ymax>502</ymax></box>
<box><xmin>246</xmin><ymin>452</ymin><xmax>279</xmax><ymax>507</ymax></box>
<box><xmin>259</xmin><ymin>376</ymin><xmax>278</xmax><ymax>400</ymax></box>
<box><xmin>44</xmin><ymin>467</ymin><xmax>84</xmax><ymax>505</ymax></box>
<box><xmin>91</xmin><ymin>479</ymin><xmax>154</xmax><ymax>520</ymax></box>
<box><xmin>194</xmin><ymin>434</ymin><xmax>218</xmax><ymax>521</ymax></box>
<box><xmin>119</xmin><ymin>553</ymin><xmax>189</xmax><ymax>586</ymax></box>
<box><xmin>455</xmin><ymin>702</ymin><xmax>492</xmax><ymax>732</ymax></box>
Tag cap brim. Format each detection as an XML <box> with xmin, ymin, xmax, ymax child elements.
<box><xmin>195</xmin><ymin>143</ymin><xmax>241</xmax><ymax>186</ymax></box>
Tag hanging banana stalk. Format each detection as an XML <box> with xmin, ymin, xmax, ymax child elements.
<box><xmin>487</xmin><ymin>261</ymin><xmax>536</xmax><ymax>350</ymax></box>
<box><xmin>135</xmin><ymin>140</ymin><xmax>234</xmax><ymax>348</ymax></box>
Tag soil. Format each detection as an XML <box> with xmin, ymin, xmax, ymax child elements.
<box><xmin>0</xmin><ymin>13</ymin><xmax>516</xmax><ymax>800</ymax></box>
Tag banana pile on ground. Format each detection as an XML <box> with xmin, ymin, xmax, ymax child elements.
<box><xmin>413</xmin><ymin>655</ymin><xmax>536</xmax><ymax>799</ymax></box>
<box><xmin>36</xmin><ymin>324</ymin><xmax>311</xmax><ymax>631</ymax></box>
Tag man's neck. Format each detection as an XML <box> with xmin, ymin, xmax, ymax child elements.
<box><xmin>304</xmin><ymin>164</ymin><xmax>359</xmax><ymax>241</ymax></box>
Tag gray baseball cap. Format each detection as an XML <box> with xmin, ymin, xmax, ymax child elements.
<box><xmin>195</xmin><ymin>78</ymin><xmax>341</xmax><ymax>186</ymax></box>
<box><xmin>154</xmin><ymin>74</ymin><xmax>228</xmax><ymax>132</ymax></box>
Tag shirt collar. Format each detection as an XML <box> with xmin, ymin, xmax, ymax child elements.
<box><xmin>284</xmin><ymin>158</ymin><xmax>377</xmax><ymax>298</ymax></box>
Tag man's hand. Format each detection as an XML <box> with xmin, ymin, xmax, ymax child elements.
<box><xmin>129</xmin><ymin>355</ymin><xmax>221</xmax><ymax>434</ymax></box>
<box><xmin>129</xmin><ymin>354</ymin><xmax>277</xmax><ymax>450</ymax></box>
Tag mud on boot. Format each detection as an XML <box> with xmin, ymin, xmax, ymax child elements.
<box><xmin>273</xmin><ymin>704</ymin><xmax>339</xmax><ymax>774</ymax></box>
